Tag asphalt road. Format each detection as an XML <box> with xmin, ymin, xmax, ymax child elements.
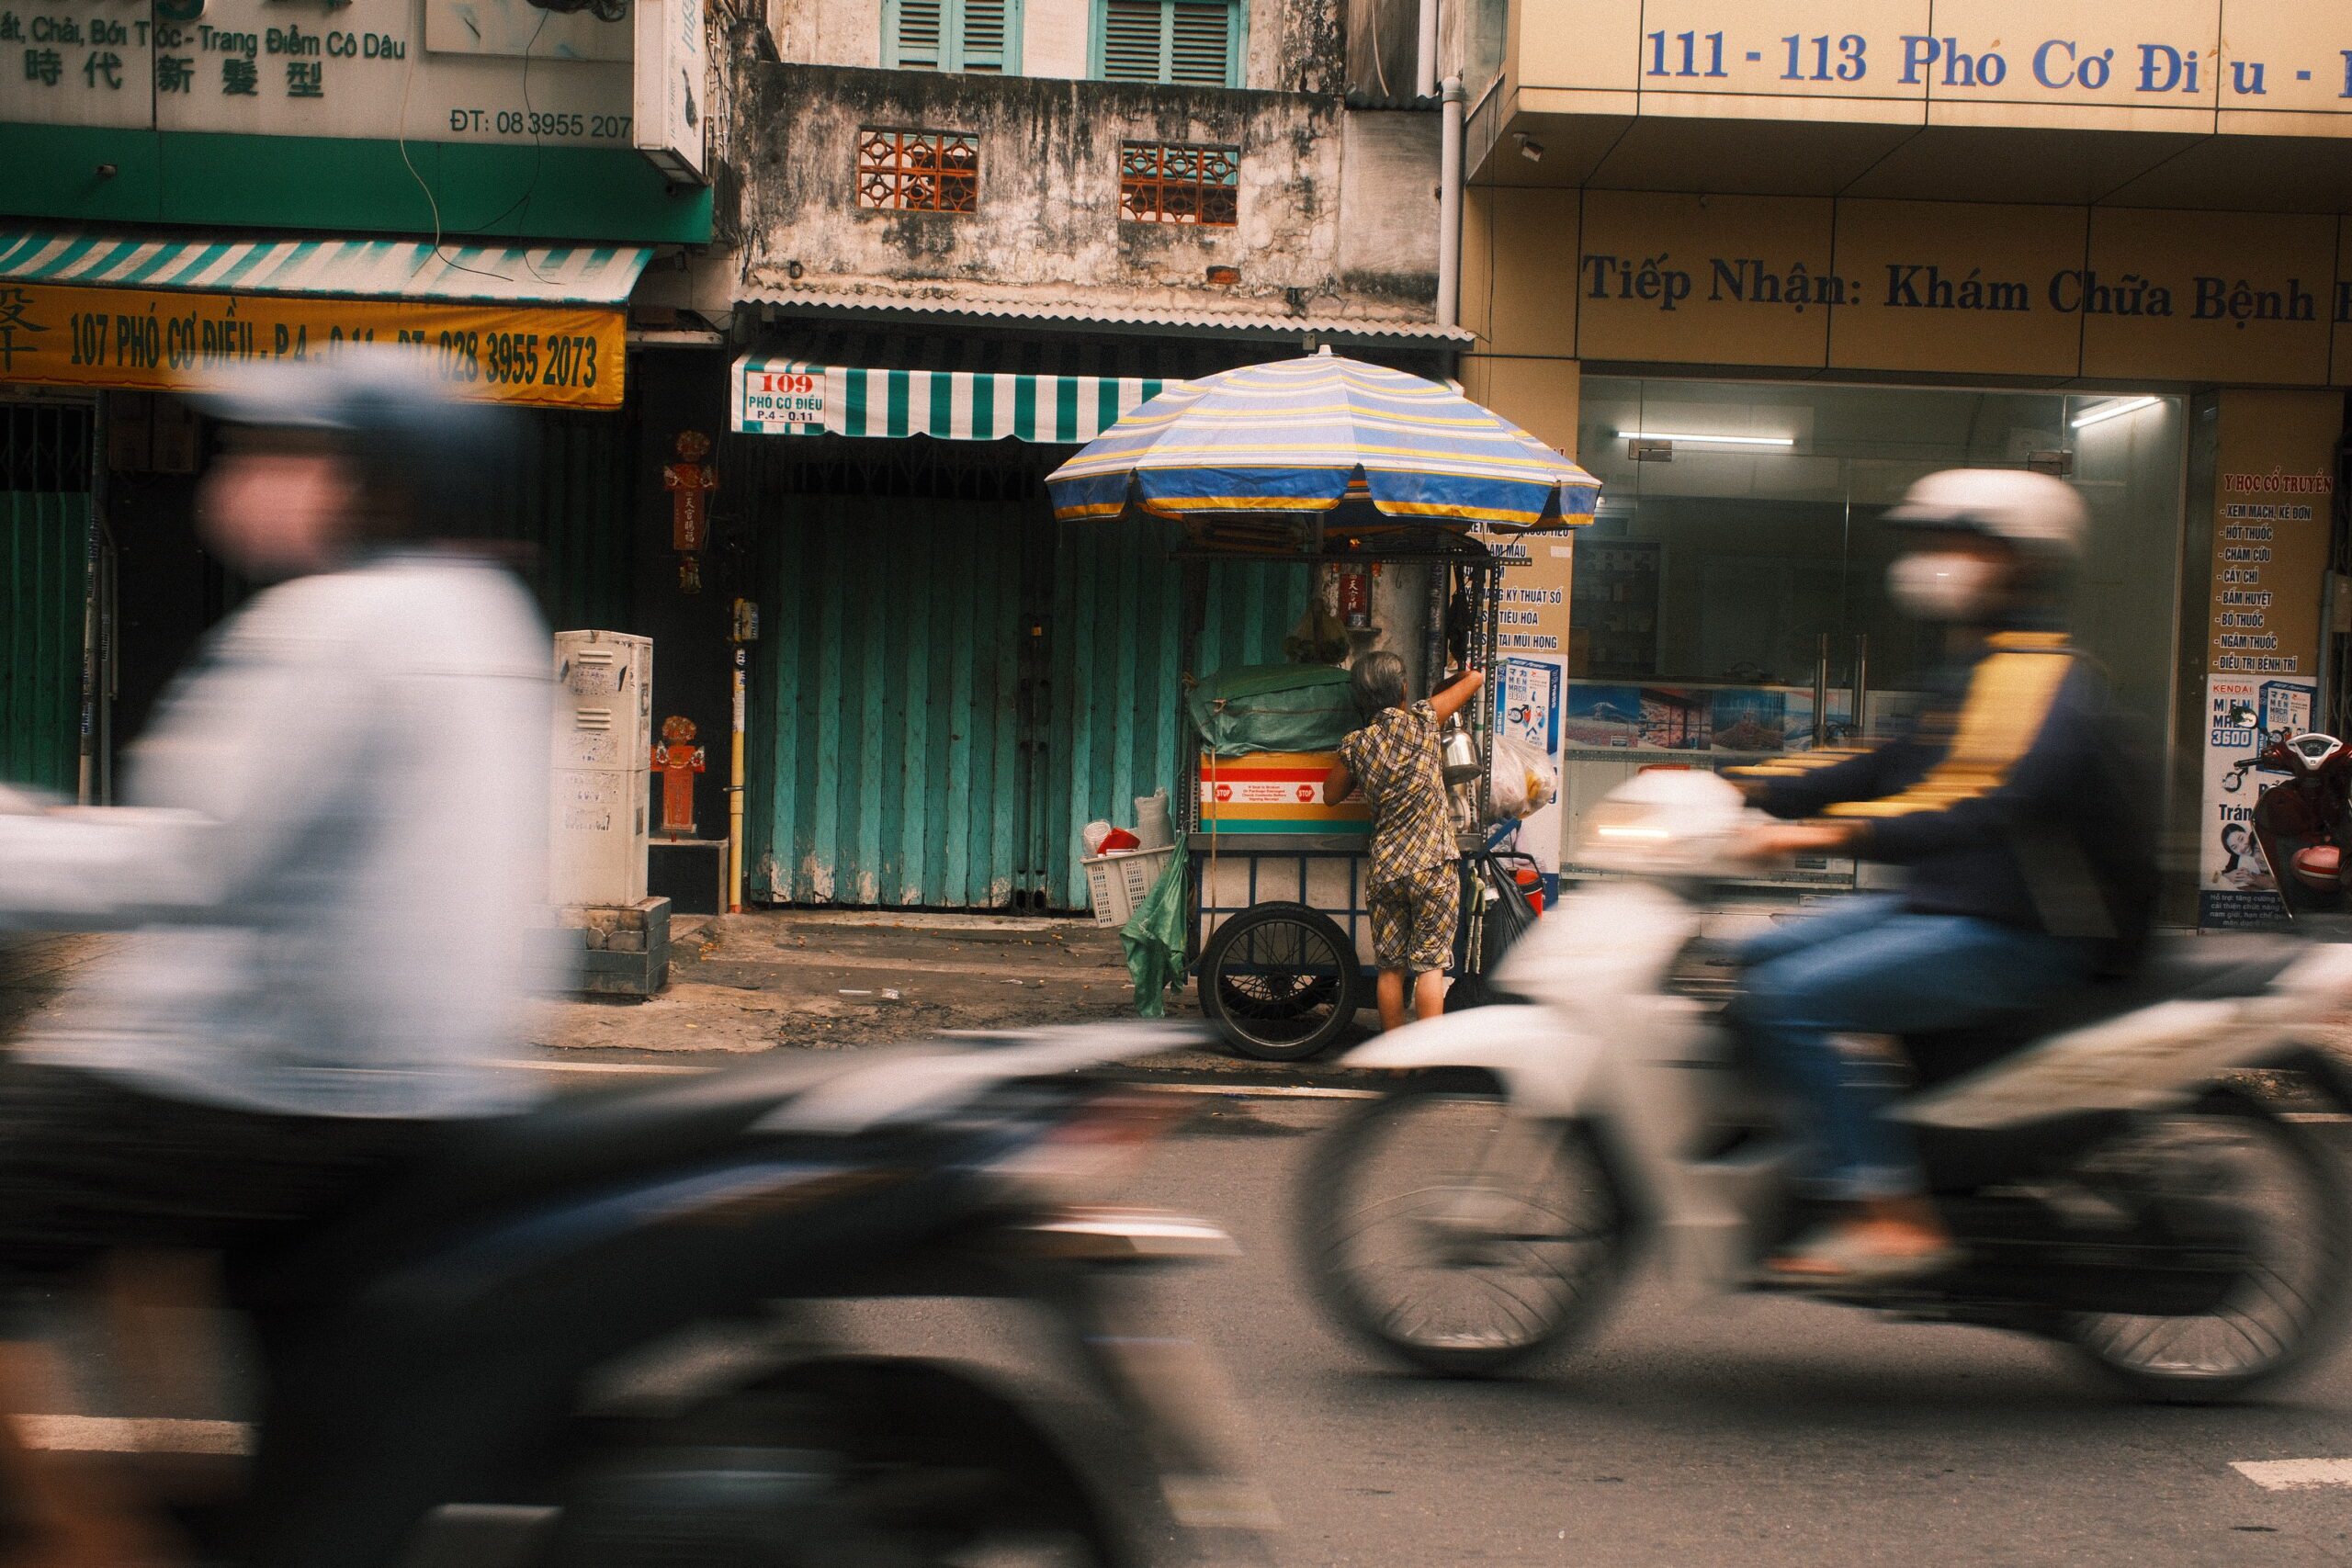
<box><xmin>837</xmin><ymin>1092</ymin><xmax>2352</xmax><ymax>1568</ymax></box>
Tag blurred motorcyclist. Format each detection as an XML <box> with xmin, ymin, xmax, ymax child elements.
<box><xmin>1725</xmin><ymin>468</ymin><xmax>2156</xmax><ymax>1285</ymax></box>
<box><xmin>0</xmin><ymin>351</ymin><xmax>553</xmax><ymax>1565</ymax></box>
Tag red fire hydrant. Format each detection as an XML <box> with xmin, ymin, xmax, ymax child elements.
<box><xmin>652</xmin><ymin>715</ymin><xmax>706</xmax><ymax>838</ymax></box>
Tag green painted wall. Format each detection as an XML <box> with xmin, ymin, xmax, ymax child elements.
<box><xmin>0</xmin><ymin>125</ymin><xmax>713</xmax><ymax>243</ymax></box>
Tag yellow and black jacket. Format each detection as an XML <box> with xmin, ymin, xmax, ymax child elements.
<box><xmin>1733</xmin><ymin>631</ymin><xmax>2155</xmax><ymax>949</ymax></box>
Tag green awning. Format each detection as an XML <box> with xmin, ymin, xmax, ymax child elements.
<box><xmin>730</xmin><ymin>357</ymin><xmax>1179</xmax><ymax>442</ymax></box>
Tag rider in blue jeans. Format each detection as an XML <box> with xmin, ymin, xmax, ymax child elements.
<box><xmin>1726</xmin><ymin>469</ymin><xmax>2155</xmax><ymax>1285</ymax></box>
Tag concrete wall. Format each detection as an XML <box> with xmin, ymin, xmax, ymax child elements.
<box><xmin>733</xmin><ymin>63</ymin><xmax>1438</xmax><ymax>324</ymax></box>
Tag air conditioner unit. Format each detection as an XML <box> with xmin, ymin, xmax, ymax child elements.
<box><xmin>548</xmin><ymin>630</ymin><xmax>652</xmax><ymax>908</ymax></box>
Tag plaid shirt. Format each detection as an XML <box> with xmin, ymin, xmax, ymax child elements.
<box><xmin>1338</xmin><ymin>699</ymin><xmax>1457</xmax><ymax>884</ymax></box>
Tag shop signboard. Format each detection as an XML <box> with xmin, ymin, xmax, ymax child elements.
<box><xmin>0</xmin><ymin>0</ymin><xmax>633</xmax><ymax>146</ymax></box>
<box><xmin>2194</xmin><ymin>389</ymin><xmax>2335</xmax><ymax>931</ymax></box>
<box><xmin>2198</xmin><ymin>676</ymin><xmax>2316</xmax><ymax>930</ymax></box>
<box><xmin>1559</xmin><ymin>190</ymin><xmax>2350</xmax><ymax>385</ymax></box>
<box><xmin>1520</xmin><ymin>0</ymin><xmax>2352</xmax><ymax>132</ymax></box>
<box><xmin>731</xmin><ymin>361</ymin><xmax>829</xmax><ymax>434</ymax></box>
<box><xmin>0</xmin><ymin>279</ymin><xmax>626</xmax><ymax>409</ymax></box>
<box><xmin>1486</xmin><ymin>531</ymin><xmax>1574</xmax><ymax>882</ymax></box>
<box><xmin>633</xmin><ymin>0</ymin><xmax>707</xmax><ymax>183</ymax></box>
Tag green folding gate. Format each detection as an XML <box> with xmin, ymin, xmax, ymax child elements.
<box><xmin>749</xmin><ymin>483</ymin><xmax>1306</xmax><ymax>912</ymax></box>
<box><xmin>1</xmin><ymin>404</ymin><xmax>93</xmax><ymax>795</ymax></box>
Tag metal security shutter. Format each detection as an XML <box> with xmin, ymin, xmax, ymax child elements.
<box><xmin>1040</xmin><ymin>518</ymin><xmax>1306</xmax><ymax>908</ymax></box>
<box><xmin>492</xmin><ymin>411</ymin><xmax>635</xmax><ymax>634</ymax></box>
<box><xmin>0</xmin><ymin>404</ymin><xmax>92</xmax><ymax>795</ymax></box>
<box><xmin>752</xmin><ymin>491</ymin><xmax>1033</xmax><ymax>908</ymax></box>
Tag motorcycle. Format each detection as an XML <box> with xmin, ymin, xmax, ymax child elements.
<box><xmin>21</xmin><ymin>1022</ymin><xmax>1268</xmax><ymax>1568</ymax></box>
<box><xmin>2227</xmin><ymin>725</ymin><xmax>2352</xmax><ymax>913</ymax></box>
<box><xmin>1298</xmin><ymin>768</ymin><xmax>2352</xmax><ymax>1401</ymax></box>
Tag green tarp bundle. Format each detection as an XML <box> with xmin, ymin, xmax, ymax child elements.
<box><xmin>1186</xmin><ymin>663</ymin><xmax>1357</xmax><ymax>758</ymax></box>
<box><xmin>1120</xmin><ymin>840</ymin><xmax>1189</xmax><ymax>1018</ymax></box>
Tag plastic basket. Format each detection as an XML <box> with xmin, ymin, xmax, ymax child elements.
<box><xmin>1082</xmin><ymin>846</ymin><xmax>1175</xmax><ymax>927</ymax></box>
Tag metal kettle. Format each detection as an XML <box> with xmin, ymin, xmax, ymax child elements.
<box><xmin>1439</xmin><ymin>717</ymin><xmax>1482</xmax><ymax>784</ymax></box>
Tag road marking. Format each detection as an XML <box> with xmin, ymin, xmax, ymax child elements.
<box><xmin>1136</xmin><ymin>1082</ymin><xmax>1379</xmax><ymax>1100</ymax></box>
<box><xmin>2282</xmin><ymin>1112</ymin><xmax>2352</xmax><ymax>1123</ymax></box>
<box><xmin>500</xmin><ymin>1058</ymin><xmax>708</xmax><ymax>1076</ymax></box>
<box><xmin>18</xmin><ymin>1416</ymin><xmax>248</xmax><ymax>1455</ymax></box>
<box><xmin>2233</xmin><ymin>1459</ymin><xmax>2352</xmax><ymax>1491</ymax></box>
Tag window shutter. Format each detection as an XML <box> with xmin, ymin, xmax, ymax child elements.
<box><xmin>1168</xmin><ymin>0</ymin><xmax>1231</xmax><ymax>85</ymax></box>
<box><xmin>893</xmin><ymin>0</ymin><xmax>944</xmax><ymax>68</ymax></box>
<box><xmin>1100</xmin><ymin>0</ymin><xmax>1166</xmax><ymax>81</ymax></box>
<box><xmin>959</xmin><ymin>0</ymin><xmax>1008</xmax><ymax>71</ymax></box>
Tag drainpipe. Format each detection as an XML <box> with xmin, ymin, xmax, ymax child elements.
<box><xmin>1437</xmin><ymin>75</ymin><xmax>1464</xmax><ymax>331</ymax></box>
<box><xmin>1415</xmin><ymin>0</ymin><xmax>1438</xmax><ymax>100</ymax></box>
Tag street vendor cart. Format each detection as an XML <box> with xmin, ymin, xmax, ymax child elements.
<box><xmin>1046</xmin><ymin>353</ymin><xmax>1599</xmax><ymax>1060</ymax></box>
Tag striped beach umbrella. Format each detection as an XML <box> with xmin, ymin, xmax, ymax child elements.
<box><xmin>1046</xmin><ymin>353</ymin><xmax>1600</xmax><ymax>533</ymax></box>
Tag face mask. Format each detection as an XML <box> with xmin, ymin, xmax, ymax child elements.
<box><xmin>1887</xmin><ymin>551</ymin><xmax>2003</xmax><ymax>623</ymax></box>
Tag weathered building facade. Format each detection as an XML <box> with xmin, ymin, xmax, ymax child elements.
<box><xmin>707</xmin><ymin>0</ymin><xmax>1464</xmax><ymax>911</ymax></box>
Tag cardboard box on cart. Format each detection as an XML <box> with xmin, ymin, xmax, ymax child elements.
<box><xmin>1195</xmin><ymin>750</ymin><xmax>1377</xmax><ymax>967</ymax></box>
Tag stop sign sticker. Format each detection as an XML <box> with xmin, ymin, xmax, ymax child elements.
<box><xmin>1296</xmin><ymin>784</ymin><xmax>1314</xmax><ymax>802</ymax></box>
<box><xmin>1215</xmin><ymin>784</ymin><xmax>1232</xmax><ymax>801</ymax></box>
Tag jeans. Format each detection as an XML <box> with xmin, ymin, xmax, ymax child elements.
<box><xmin>1733</xmin><ymin>896</ymin><xmax>2094</xmax><ymax>1201</ymax></box>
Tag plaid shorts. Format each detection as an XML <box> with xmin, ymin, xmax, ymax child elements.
<box><xmin>1368</xmin><ymin>863</ymin><xmax>1461</xmax><ymax>975</ymax></box>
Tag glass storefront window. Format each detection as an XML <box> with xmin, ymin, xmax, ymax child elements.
<box><xmin>1561</xmin><ymin>378</ymin><xmax>2186</xmax><ymax>884</ymax></box>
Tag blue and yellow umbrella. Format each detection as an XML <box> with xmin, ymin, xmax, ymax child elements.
<box><xmin>1046</xmin><ymin>353</ymin><xmax>1600</xmax><ymax>532</ymax></box>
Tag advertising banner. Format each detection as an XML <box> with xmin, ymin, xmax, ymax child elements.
<box><xmin>2198</xmin><ymin>676</ymin><xmax>2316</xmax><ymax>929</ymax></box>
<box><xmin>0</xmin><ymin>280</ymin><xmax>624</xmax><ymax>409</ymax></box>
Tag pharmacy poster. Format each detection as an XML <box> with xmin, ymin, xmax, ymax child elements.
<box><xmin>1493</xmin><ymin>655</ymin><xmax>1567</xmax><ymax>884</ymax></box>
<box><xmin>2198</xmin><ymin>675</ymin><xmax>2314</xmax><ymax>930</ymax></box>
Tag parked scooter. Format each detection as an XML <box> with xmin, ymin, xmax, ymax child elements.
<box><xmin>17</xmin><ymin>1022</ymin><xmax>1268</xmax><ymax>1568</ymax></box>
<box><xmin>2228</xmin><ymin>724</ymin><xmax>2352</xmax><ymax>914</ymax></box>
<box><xmin>1299</xmin><ymin>769</ymin><xmax>2352</xmax><ymax>1401</ymax></box>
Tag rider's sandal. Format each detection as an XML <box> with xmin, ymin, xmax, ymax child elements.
<box><xmin>1751</xmin><ymin>1227</ymin><xmax>1961</xmax><ymax>1292</ymax></box>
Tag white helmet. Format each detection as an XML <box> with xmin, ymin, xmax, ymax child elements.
<box><xmin>1885</xmin><ymin>468</ymin><xmax>2086</xmax><ymax>562</ymax></box>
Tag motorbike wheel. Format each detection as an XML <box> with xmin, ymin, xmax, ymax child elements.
<box><xmin>550</xmin><ymin>1365</ymin><xmax>1122</xmax><ymax>1568</ymax></box>
<box><xmin>2061</xmin><ymin>1094</ymin><xmax>2352</xmax><ymax>1404</ymax></box>
<box><xmin>1299</xmin><ymin>1075</ymin><xmax>1626</xmax><ymax>1377</ymax></box>
<box><xmin>1198</xmin><ymin>902</ymin><xmax>1362</xmax><ymax>1062</ymax></box>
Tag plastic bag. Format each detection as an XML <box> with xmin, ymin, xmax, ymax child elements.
<box><xmin>1119</xmin><ymin>841</ymin><xmax>1190</xmax><ymax>1019</ymax></box>
<box><xmin>1490</xmin><ymin>734</ymin><xmax>1559</xmax><ymax>820</ymax></box>
<box><xmin>1081</xmin><ymin>819</ymin><xmax>1114</xmax><ymax>855</ymax></box>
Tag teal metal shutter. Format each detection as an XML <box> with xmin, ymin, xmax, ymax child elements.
<box><xmin>1039</xmin><ymin>518</ymin><xmax>1306</xmax><ymax>909</ymax></box>
<box><xmin>752</xmin><ymin>492</ymin><xmax>1032</xmax><ymax>908</ymax></box>
<box><xmin>1</xmin><ymin>405</ymin><xmax>92</xmax><ymax>795</ymax></box>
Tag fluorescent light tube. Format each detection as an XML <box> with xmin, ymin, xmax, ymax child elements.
<box><xmin>2070</xmin><ymin>396</ymin><xmax>2158</xmax><ymax>430</ymax></box>
<box><xmin>1616</xmin><ymin>430</ymin><xmax>1795</xmax><ymax>447</ymax></box>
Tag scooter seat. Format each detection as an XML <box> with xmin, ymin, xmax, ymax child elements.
<box><xmin>1906</xmin><ymin>933</ymin><xmax>2303</xmax><ymax>1086</ymax></box>
<box><xmin>237</xmin><ymin>1047</ymin><xmax>926</xmax><ymax>1302</ymax></box>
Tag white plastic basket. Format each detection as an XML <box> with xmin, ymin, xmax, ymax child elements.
<box><xmin>1082</xmin><ymin>846</ymin><xmax>1175</xmax><ymax>927</ymax></box>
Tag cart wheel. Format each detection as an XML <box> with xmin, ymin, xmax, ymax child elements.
<box><xmin>1199</xmin><ymin>902</ymin><xmax>1363</xmax><ymax>1062</ymax></box>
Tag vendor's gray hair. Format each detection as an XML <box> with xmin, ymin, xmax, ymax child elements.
<box><xmin>1350</xmin><ymin>652</ymin><xmax>1408</xmax><ymax>717</ymax></box>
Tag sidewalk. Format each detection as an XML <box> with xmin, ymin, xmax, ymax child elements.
<box><xmin>532</xmin><ymin>909</ymin><xmax>1256</xmax><ymax>1072</ymax></box>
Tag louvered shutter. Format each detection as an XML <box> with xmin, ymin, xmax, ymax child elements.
<box><xmin>892</xmin><ymin>0</ymin><xmax>944</xmax><ymax>68</ymax></box>
<box><xmin>1167</xmin><ymin>1</ymin><xmax>1231</xmax><ymax>85</ymax></box>
<box><xmin>1100</xmin><ymin>0</ymin><xmax>1165</xmax><ymax>80</ymax></box>
<box><xmin>959</xmin><ymin>0</ymin><xmax>1008</xmax><ymax>71</ymax></box>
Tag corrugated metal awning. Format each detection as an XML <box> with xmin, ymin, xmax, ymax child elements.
<box><xmin>732</xmin><ymin>357</ymin><xmax>1182</xmax><ymax>441</ymax></box>
<box><xmin>0</xmin><ymin>227</ymin><xmax>653</xmax><ymax>306</ymax></box>
<box><xmin>742</xmin><ymin>286</ymin><xmax>1473</xmax><ymax>346</ymax></box>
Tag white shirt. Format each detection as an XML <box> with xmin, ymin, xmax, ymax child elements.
<box><xmin>0</xmin><ymin>552</ymin><xmax>556</xmax><ymax>1119</ymax></box>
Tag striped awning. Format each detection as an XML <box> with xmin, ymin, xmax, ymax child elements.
<box><xmin>0</xmin><ymin>227</ymin><xmax>653</xmax><ymax>306</ymax></box>
<box><xmin>731</xmin><ymin>356</ymin><xmax>1179</xmax><ymax>441</ymax></box>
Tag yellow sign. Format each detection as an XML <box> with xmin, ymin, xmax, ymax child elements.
<box><xmin>2206</xmin><ymin>390</ymin><xmax>2336</xmax><ymax>677</ymax></box>
<box><xmin>0</xmin><ymin>281</ymin><xmax>626</xmax><ymax>411</ymax></box>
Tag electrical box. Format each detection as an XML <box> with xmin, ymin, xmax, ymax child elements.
<box><xmin>549</xmin><ymin>630</ymin><xmax>653</xmax><ymax>908</ymax></box>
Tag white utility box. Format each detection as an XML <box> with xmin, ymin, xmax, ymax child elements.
<box><xmin>549</xmin><ymin>630</ymin><xmax>653</xmax><ymax>908</ymax></box>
